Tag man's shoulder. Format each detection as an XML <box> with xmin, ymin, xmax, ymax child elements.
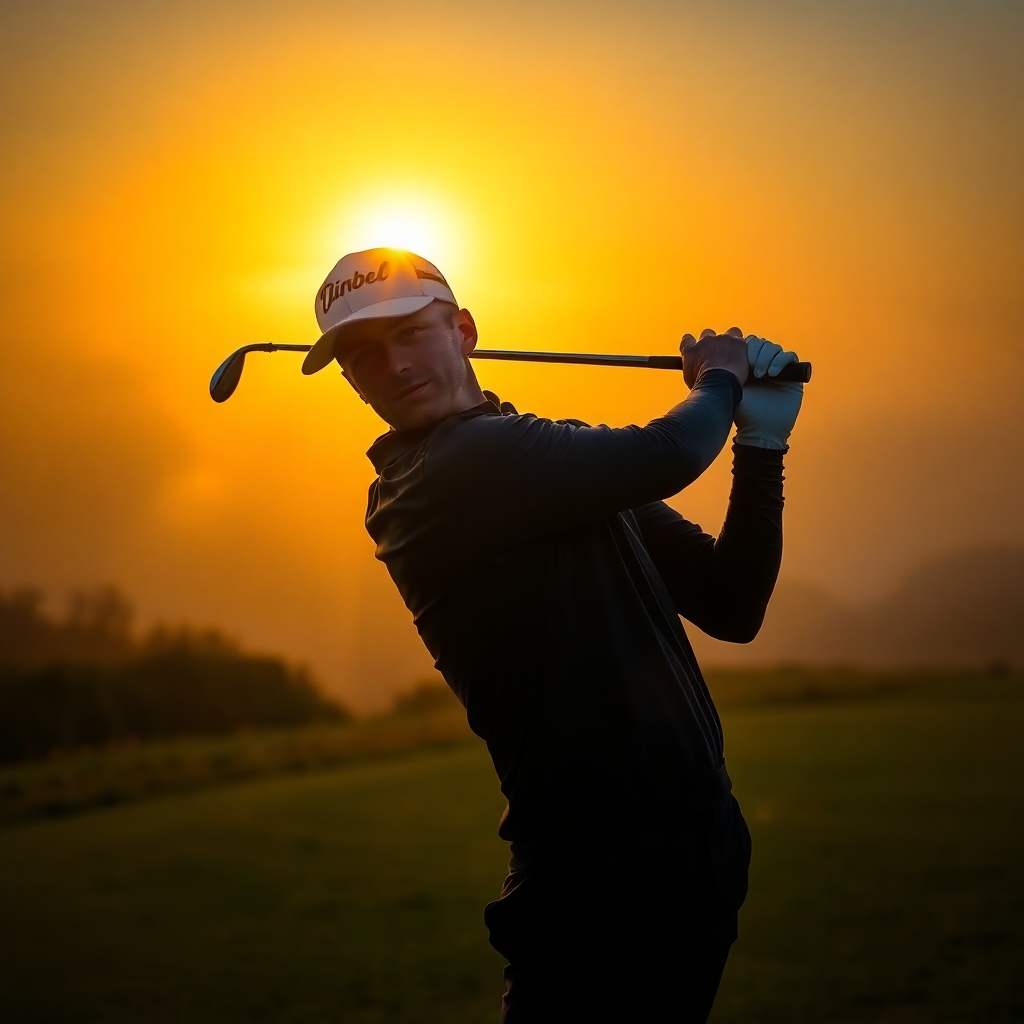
<box><xmin>369</xmin><ymin>403</ymin><xmax>593</xmax><ymax>493</ymax></box>
<box><xmin>431</xmin><ymin>405</ymin><xmax>590</xmax><ymax>447</ymax></box>
<box><xmin>425</xmin><ymin>406</ymin><xmax>594</xmax><ymax>478</ymax></box>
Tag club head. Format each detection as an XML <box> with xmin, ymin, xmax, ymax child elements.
<box><xmin>210</xmin><ymin>350</ymin><xmax>246</xmax><ymax>402</ymax></box>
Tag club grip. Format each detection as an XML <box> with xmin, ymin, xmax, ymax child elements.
<box><xmin>753</xmin><ymin>360</ymin><xmax>812</xmax><ymax>384</ymax></box>
<box><xmin>647</xmin><ymin>356</ymin><xmax>812</xmax><ymax>383</ymax></box>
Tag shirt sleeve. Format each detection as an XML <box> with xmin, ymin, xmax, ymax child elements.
<box><xmin>424</xmin><ymin>369</ymin><xmax>742</xmax><ymax>547</ymax></box>
<box><xmin>631</xmin><ymin>444</ymin><xmax>785</xmax><ymax>643</ymax></box>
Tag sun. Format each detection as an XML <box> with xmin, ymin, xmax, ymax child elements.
<box><xmin>361</xmin><ymin>210</ymin><xmax>440</xmax><ymax>257</ymax></box>
<box><xmin>334</xmin><ymin>195</ymin><xmax>463</xmax><ymax>276</ymax></box>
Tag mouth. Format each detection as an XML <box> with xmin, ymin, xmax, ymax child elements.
<box><xmin>394</xmin><ymin>380</ymin><xmax>430</xmax><ymax>401</ymax></box>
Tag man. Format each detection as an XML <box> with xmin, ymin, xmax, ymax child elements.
<box><xmin>302</xmin><ymin>248</ymin><xmax>803</xmax><ymax>1022</ymax></box>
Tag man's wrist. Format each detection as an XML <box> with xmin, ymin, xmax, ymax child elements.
<box><xmin>734</xmin><ymin>432</ymin><xmax>788</xmax><ymax>450</ymax></box>
<box><xmin>731</xmin><ymin>440</ymin><xmax>787</xmax><ymax>481</ymax></box>
<box><xmin>693</xmin><ymin>367</ymin><xmax>744</xmax><ymax>409</ymax></box>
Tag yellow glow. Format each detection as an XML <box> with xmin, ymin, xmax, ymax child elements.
<box><xmin>333</xmin><ymin>193</ymin><xmax>467</xmax><ymax>282</ymax></box>
<box><xmin>1</xmin><ymin>3</ymin><xmax>1021</xmax><ymax>709</ymax></box>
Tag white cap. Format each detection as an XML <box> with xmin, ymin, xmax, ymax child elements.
<box><xmin>302</xmin><ymin>248</ymin><xmax>458</xmax><ymax>375</ymax></box>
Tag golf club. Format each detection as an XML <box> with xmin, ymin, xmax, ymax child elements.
<box><xmin>209</xmin><ymin>343</ymin><xmax>812</xmax><ymax>403</ymax></box>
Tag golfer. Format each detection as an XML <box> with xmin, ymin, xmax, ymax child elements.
<box><xmin>303</xmin><ymin>248</ymin><xmax>804</xmax><ymax>1023</ymax></box>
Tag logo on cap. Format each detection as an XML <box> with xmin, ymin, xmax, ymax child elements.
<box><xmin>319</xmin><ymin>261</ymin><xmax>391</xmax><ymax>315</ymax></box>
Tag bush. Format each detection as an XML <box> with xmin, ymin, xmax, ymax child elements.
<box><xmin>388</xmin><ymin>681</ymin><xmax>462</xmax><ymax>717</ymax></box>
<box><xmin>0</xmin><ymin>645</ymin><xmax>349</xmax><ymax>764</ymax></box>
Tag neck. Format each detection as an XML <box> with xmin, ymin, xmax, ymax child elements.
<box><xmin>392</xmin><ymin>377</ymin><xmax>486</xmax><ymax>435</ymax></box>
<box><xmin>448</xmin><ymin>363</ymin><xmax>486</xmax><ymax>417</ymax></box>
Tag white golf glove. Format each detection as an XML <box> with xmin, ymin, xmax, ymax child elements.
<box><xmin>733</xmin><ymin>336</ymin><xmax>804</xmax><ymax>450</ymax></box>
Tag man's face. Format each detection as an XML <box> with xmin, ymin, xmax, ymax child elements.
<box><xmin>335</xmin><ymin>301</ymin><xmax>483</xmax><ymax>431</ymax></box>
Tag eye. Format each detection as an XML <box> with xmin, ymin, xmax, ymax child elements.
<box><xmin>347</xmin><ymin>346</ymin><xmax>370</xmax><ymax>369</ymax></box>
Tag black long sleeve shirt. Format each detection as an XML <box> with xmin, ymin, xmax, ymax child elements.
<box><xmin>365</xmin><ymin>369</ymin><xmax>785</xmax><ymax>842</ymax></box>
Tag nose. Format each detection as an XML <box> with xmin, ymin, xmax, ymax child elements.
<box><xmin>380</xmin><ymin>338</ymin><xmax>413</xmax><ymax>378</ymax></box>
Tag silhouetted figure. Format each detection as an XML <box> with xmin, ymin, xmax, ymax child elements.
<box><xmin>302</xmin><ymin>249</ymin><xmax>803</xmax><ymax>1022</ymax></box>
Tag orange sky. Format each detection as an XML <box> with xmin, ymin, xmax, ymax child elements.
<box><xmin>1</xmin><ymin>0</ymin><xmax>1022</xmax><ymax>708</ymax></box>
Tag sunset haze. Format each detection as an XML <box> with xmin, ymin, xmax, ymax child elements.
<box><xmin>2</xmin><ymin>0</ymin><xmax>1022</xmax><ymax>707</ymax></box>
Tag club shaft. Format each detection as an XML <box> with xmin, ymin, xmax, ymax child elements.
<box><xmin>241</xmin><ymin>344</ymin><xmax>313</xmax><ymax>354</ymax></box>
<box><xmin>470</xmin><ymin>349</ymin><xmax>812</xmax><ymax>383</ymax></box>
<box><xmin>215</xmin><ymin>343</ymin><xmax>812</xmax><ymax>391</ymax></box>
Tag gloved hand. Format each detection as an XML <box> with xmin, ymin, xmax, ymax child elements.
<box><xmin>733</xmin><ymin>335</ymin><xmax>804</xmax><ymax>449</ymax></box>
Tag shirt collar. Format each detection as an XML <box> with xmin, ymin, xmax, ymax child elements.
<box><xmin>366</xmin><ymin>392</ymin><xmax>513</xmax><ymax>473</ymax></box>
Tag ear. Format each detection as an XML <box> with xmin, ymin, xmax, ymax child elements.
<box><xmin>453</xmin><ymin>308</ymin><xmax>478</xmax><ymax>356</ymax></box>
<box><xmin>340</xmin><ymin>367</ymin><xmax>369</xmax><ymax>404</ymax></box>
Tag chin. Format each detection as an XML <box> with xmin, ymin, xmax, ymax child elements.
<box><xmin>386</xmin><ymin>402</ymin><xmax>444</xmax><ymax>432</ymax></box>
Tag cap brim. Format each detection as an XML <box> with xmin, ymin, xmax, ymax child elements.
<box><xmin>301</xmin><ymin>296</ymin><xmax>437</xmax><ymax>375</ymax></box>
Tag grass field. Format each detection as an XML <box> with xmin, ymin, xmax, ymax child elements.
<box><xmin>0</xmin><ymin>705</ymin><xmax>470</xmax><ymax>828</ymax></box>
<box><xmin>1</xmin><ymin>675</ymin><xmax>1022</xmax><ymax>1022</ymax></box>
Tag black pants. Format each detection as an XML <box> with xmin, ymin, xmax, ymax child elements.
<box><xmin>484</xmin><ymin>796</ymin><xmax>751</xmax><ymax>1023</ymax></box>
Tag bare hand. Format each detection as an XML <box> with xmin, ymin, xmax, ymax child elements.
<box><xmin>680</xmin><ymin>327</ymin><xmax>749</xmax><ymax>389</ymax></box>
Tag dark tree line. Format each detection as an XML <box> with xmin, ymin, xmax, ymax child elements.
<box><xmin>0</xmin><ymin>586</ymin><xmax>134</xmax><ymax>665</ymax></box>
<box><xmin>0</xmin><ymin>587</ymin><xmax>349</xmax><ymax>764</ymax></box>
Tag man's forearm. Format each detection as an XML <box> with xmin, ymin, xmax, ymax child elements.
<box><xmin>426</xmin><ymin>369</ymin><xmax>742</xmax><ymax>547</ymax></box>
<box><xmin>633</xmin><ymin>443</ymin><xmax>785</xmax><ymax>642</ymax></box>
<box><xmin>707</xmin><ymin>443</ymin><xmax>785</xmax><ymax>641</ymax></box>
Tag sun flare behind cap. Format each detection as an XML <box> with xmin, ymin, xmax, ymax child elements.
<box><xmin>302</xmin><ymin>248</ymin><xmax>457</xmax><ymax>375</ymax></box>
